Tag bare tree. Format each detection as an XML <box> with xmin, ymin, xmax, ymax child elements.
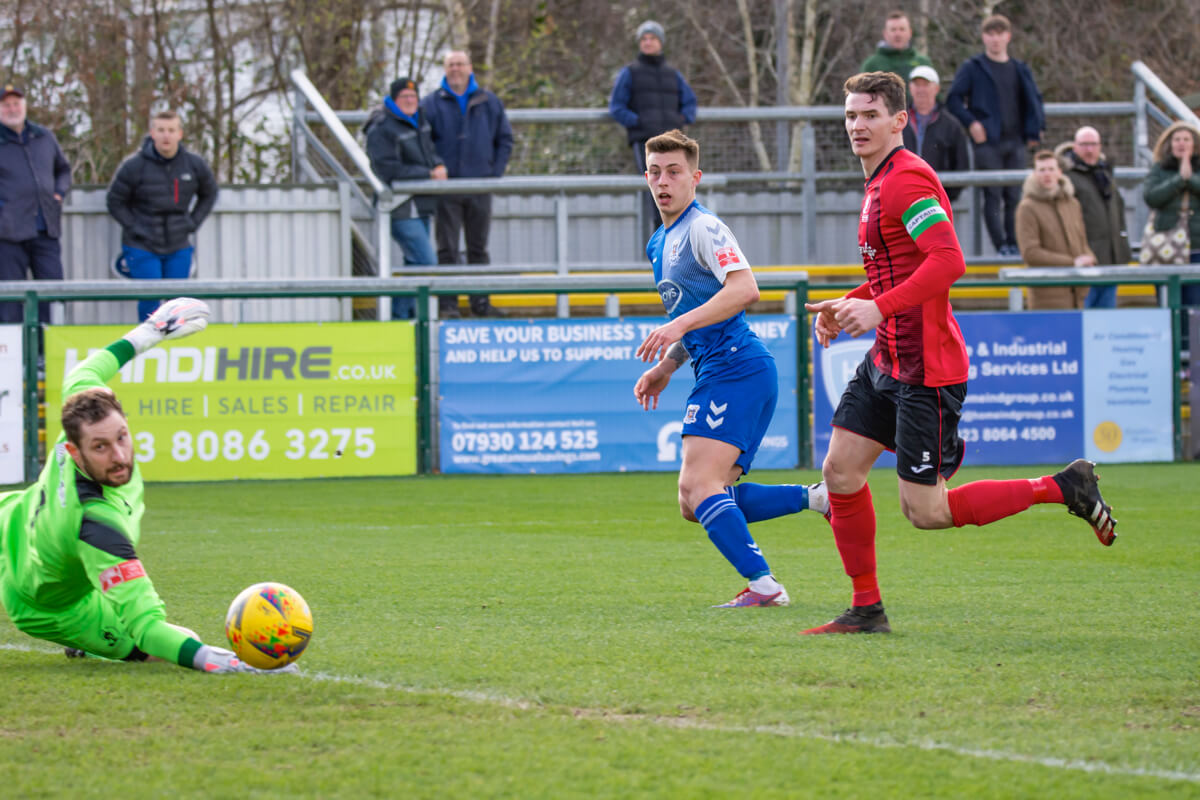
<box><xmin>0</xmin><ymin>0</ymin><xmax>1193</xmax><ymax>184</ymax></box>
<box><xmin>675</xmin><ymin>0</ymin><xmax>773</xmax><ymax>170</ymax></box>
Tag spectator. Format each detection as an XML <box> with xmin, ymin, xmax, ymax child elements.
<box><xmin>421</xmin><ymin>50</ymin><xmax>513</xmax><ymax>319</ymax></box>
<box><xmin>1015</xmin><ymin>150</ymin><xmax>1095</xmax><ymax>309</ymax></box>
<box><xmin>364</xmin><ymin>77</ymin><xmax>447</xmax><ymax>320</ymax></box>
<box><xmin>106</xmin><ymin>110</ymin><xmax>218</xmax><ymax>322</ymax></box>
<box><xmin>860</xmin><ymin>10</ymin><xmax>933</xmax><ymax>82</ymax></box>
<box><xmin>946</xmin><ymin>13</ymin><xmax>1045</xmax><ymax>256</ymax></box>
<box><xmin>0</xmin><ymin>83</ymin><xmax>70</xmax><ymax>325</ymax></box>
<box><xmin>1143</xmin><ymin>122</ymin><xmax>1200</xmax><ymax>310</ymax></box>
<box><xmin>902</xmin><ymin>65</ymin><xmax>969</xmax><ymax>202</ymax></box>
<box><xmin>608</xmin><ymin>20</ymin><xmax>698</xmax><ymax>244</ymax></box>
<box><xmin>1056</xmin><ymin>126</ymin><xmax>1131</xmax><ymax>308</ymax></box>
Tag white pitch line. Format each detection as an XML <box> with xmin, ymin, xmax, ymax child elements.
<box><xmin>236</xmin><ymin>518</ymin><xmax>646</xmax><ymax>535</ymax></box>
<box><xmin>0</xmin><ymin>641</ymin><xmax>60</xmax><ymax>655</ymax></box>
<box><xmin>4</xmin><ymin>642</ymin><xmax>1197</xmax><ymax>785</ymax></box>
<box><xmin>302</xmin><ymin>670</ymin><xmax>1200</xmax><ymax>785</ymax></box>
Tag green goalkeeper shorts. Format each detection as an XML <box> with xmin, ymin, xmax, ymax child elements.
<box><xmin>0</xmin><ymin>579</ymin><xmax>142</xmax><ymax>660</ymax></box>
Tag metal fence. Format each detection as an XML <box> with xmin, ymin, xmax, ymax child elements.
<box><xmin>61</xmin><ymin>185</ymin><xmax>351</xmax><ymax>325</ymax></box>
<box><xmin>290</xmin><ymin>60</ymin><xmax>1197</xmax><ymax>283</ymax></box>
<box><xmin>45</xmin><ymin>61</ymin><xmax>1196</xmax><ymax>327</ymax></box>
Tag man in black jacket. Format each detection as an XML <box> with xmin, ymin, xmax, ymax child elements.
<box><xmin>902</xmin><ymin>66</ymin><xmax>969</xmax><ymax>202</ymax></box>
<box><xmin>106</xmin><ymin>110</ymin><xmax>218</xmax><ymax>321</ymax></box>
<box><xmin>0</xmin><ymin>84</ymin><xmax>71</xmax><ymax>325</ymax></box>
<box><xmin>945</xmin><ymin>14</ymin><xmax>1045</xmax><ymax>256</ymax></box>
<box><xmin>1057</xmin><ymin>127</ymin><xmax>1132</xmax><ymax>308</ymax></box>
<box><xmin>365</xmin><ymin>77</ymin><xmax>446</xmax><ymax>320</ymax></box>
<box><xmin>608</xmin><ymin>21</ymin><xmax>698</xmax><ymax>244</ymax></box>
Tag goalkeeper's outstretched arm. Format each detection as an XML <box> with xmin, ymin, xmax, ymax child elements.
<box><xmin>63</xmin><ymin>297</ymin><xmax>213</xmax><ymax>399</ymax></box>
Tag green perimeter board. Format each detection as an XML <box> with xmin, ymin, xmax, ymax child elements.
<box><xmin>44</xmin><ymin>323</ymin><xmax>416</xmax><ymax>480</ymax></box>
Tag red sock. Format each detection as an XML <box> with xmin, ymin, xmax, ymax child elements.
<box><xmin>947</xmin><ymin>478</ymin><xmax>1057</xmax><ymax>527</ymax></box>
<box><xmin>829</xmin><ymin>483</ymin><xmax>880</xmax><ymax>606</ymax></box>
<box><xmin>1030</xmin><ymin>475</ymin><xmax>1063</xmax><ymax>504</ymax></box>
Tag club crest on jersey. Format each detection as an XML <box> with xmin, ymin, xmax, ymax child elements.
<box><xmin>684</xmin><ymin>404</ymin><xmax>699</xmax><ymax>424</ymax></box>
<box><xmin>860</xmin><ymin>194</ymin><xmax>872</xmax><ymax>222</ymax></box>
<box><xmin>658</xmin><ymin>280</ymin><xmax>683</xmax><ymax>313</ymax></box>
<box><xmin>668</xmin><ymin>240</ymin><xmax>681</xmax><ymax>266</ymax></box>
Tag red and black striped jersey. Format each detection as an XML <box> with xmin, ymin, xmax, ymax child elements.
<box><xmin>854</xmin><ymin>146</ymin><xmax>969</xmax><ymax>387</ymax></box>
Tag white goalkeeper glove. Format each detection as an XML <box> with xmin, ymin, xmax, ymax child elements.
<box><xmin>193</xmin><ymin>644</ymin><xmax>299</xmax><ymax>675</ymax></box>
<box><xmin>123</xmin><ymin>297</ymin><xmax>211</xmax><ymax>355</ymax></box>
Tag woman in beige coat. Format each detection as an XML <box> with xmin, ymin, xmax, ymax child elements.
<box><xmin>1015</xmin><ymin>149</ymin><xmax>1097</xmax><ymax>309</ymax></box>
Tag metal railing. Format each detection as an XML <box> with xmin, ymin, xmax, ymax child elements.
<box><xmin>290</xmin><ymin>68</ymin><xmax>392</xmax><ymax>284</ymax></box>
<box><xmin>9</xmin><ymin>266</ymin><xmax>1200</xmax><ymax>479</ymax></box>
<box><xmin>290</xmin><ymin>61</ymin><xmax>1190</xmax><ymax>280</ymax></box>
<box><xmin>1131</xmin><ymin>60</ymin><xmax>1200</xmax><ymax>166</ymax></box>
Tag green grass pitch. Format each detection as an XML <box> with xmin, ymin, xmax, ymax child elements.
<box><xmin>1</xmin><ymin>463</ymin><xmax>1197</xmax><ymax>798</ymax></box>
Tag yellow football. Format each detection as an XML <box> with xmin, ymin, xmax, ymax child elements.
<box><xmin>224</xmin><ymin>582</ymin><xmax>313</xmax><ymax>670</ymax></box>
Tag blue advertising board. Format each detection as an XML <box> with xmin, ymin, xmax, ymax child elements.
<box><xmin>812</xmin><ymin>309</ymin><xmax>1171</xmax><ymax>468</ymax></box>
<box><xmin>439</xmin><ymin>315</ymin><xmax>799</xmax><ymax>473</ymax></box>
<box><xmin>1081</xmin><ymin>309</ymin><xmax>1173</xmax><ymax>462</ymax></box>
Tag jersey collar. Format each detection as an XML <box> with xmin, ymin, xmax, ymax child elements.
<box><xmin>867</xmin><ymin>146</ymin><xmax>906</xmax><ymax>184</ymax></box>
<box><xmin>664</xmin><ymin>199</ymin><xmax>701</xmax><ymax>234</ymax></box>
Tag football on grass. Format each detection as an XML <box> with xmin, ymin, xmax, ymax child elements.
<box><xmin>225</xmin><ymin>582</ymin><xmax>313</xmax><ymax>669</ymax></box>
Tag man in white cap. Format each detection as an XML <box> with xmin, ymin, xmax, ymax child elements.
<box><xmin>608</xmin><ymin>20</ymin><xmax>698</xmax><ymax>243</ymax></box>
<box><xmin>901</xmin><ymin>65</ymin><xmax>969</xmax><ymax>202</ymax></box>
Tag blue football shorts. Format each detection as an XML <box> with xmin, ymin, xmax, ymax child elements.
<box><xmin>681</xmin><ymin>357</ymin><xmax>777</xmax><ymax>475</ymax></box>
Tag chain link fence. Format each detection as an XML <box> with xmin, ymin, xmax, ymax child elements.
<box><xmin>504</xmin><ymin>114</ymin><xmax>1143</xmax><ymax>178</ymax></box>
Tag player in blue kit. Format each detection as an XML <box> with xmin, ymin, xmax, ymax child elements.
<box><xmin>633</xmin><ymin>129</ymin><xmax>829</xmax><ymax>607</ymax></box>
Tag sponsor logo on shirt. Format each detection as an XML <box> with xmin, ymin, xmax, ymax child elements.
<box><xmin>715</xmin><ymin>246</ymin><xmax>741</xmax><ymax>268</ymax></box>
<box><xmin>658</xmin><ymin>280</ymin><xmax>683</xmax><ymax>313</ymax></box>
<box><xmin>99</xmin><ymin>559</ymin><xmax>147</xmax><ymax>593</ymax></box>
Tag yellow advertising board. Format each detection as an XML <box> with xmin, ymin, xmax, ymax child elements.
<box><xmin>45</xmin><ymin>323</ymin><xmax>416</xmax><ymax>481</ymax></box>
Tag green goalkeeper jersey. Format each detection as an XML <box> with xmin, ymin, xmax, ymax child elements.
<box><xmin>0</xmin><ymin>340</ymin><xmax>199</xmax><ymax>666</ymax></box>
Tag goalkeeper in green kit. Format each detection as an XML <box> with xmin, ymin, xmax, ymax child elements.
<box><xmin>0</xmin><ymin>298</ymin><xmax>293</xmax><ymax>674</ymax></box>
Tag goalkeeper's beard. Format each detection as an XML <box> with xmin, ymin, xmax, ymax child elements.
<box><xmin>81</xmin><ymin>451</ymin><xmax>134</xmax><ymax>487</ymax></box>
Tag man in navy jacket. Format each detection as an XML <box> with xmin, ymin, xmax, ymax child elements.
<box><xmin>609</xmin><ymin>20</ymin><xmax>697</xmax><ymax>244</ymax></box>
<box><xmin>365</xmin><ymin>77</ymin><xmax>446</xmax><ymax>319</ymax></box>
<box><xmin>946</xmin><ymin>14</ymin><xmax>1044</xmax><ymax>256</ymax></box>
<box><xmin>106</xmin><ymin>111</ymin><xmax>218</xmax><ymax>321</ymax></box>
<box><xmin>421</xmin><ymin>50</ymin><xmax>513</xmax><ymax>318</ymax></box>
<box><xmin>0</xmin><ymin>84</ymin><xmax>71</xmax><ymax>325</ymax></box>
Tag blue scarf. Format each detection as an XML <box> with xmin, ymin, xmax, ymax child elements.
<box><xmin>384</xmin><ymin>96</ymin><xmax>419</xmax><ymax>128</ymax></box>
<box><xmin>440</xmin><ymin>74</ymin><xmax>479</xmax><ymax>115</ymax></box>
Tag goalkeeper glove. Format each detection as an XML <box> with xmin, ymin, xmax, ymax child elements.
<box><xmin>123</xmin><ymin>297</ymin><xmax>211</xmax><ymax>355</ymax></box>
<box><xmin>193</xmin><ymin>644</ymin><xmax>299</xmax><ymax>675</ymax></box>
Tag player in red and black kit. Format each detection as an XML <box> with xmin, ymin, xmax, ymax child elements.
<box><xmin>801</xmin><ymin>72</ymin><xmax>1117</xmax><ymax>635</ymax></box>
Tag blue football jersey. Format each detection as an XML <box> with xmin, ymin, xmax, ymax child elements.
<box><xmin>646</xmin><ymin>200</ymin><xmax>772</xmax><ymax>378</ymax></box>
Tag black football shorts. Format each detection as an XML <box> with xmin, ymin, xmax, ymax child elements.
<box><xmin>831</xmin><ymin>356</ymin><xmax>966</xmax><ymax>485</ymax></box>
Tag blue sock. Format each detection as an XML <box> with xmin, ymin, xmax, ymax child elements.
<box><xmin>726</xmin><ymin>483</ymin><xmax>808</xmax><ymax>523</ymax></box>
<box><xmin>694</xmin><ymin>494</ymin><xmax>771</xmax><ymax>579</ymax></box>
